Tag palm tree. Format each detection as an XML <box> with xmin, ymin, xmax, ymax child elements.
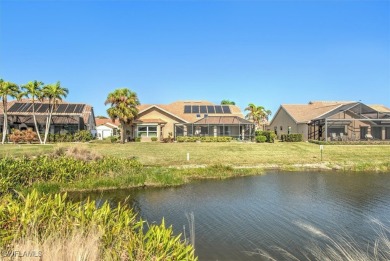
<box><xmin>105</xmin><ymin>88</ymin><xmax>140</xmax><ymax>144</ymax></box>
<box><xmin>0</xmin><ymin>79</ymin><xmax>20</xmax><ymax>144</ymax></box>
<box><xmin>41</xmin><ymin>81</ymin><xmax>69</xmax><ymax>144</ymax></box>
<box><xmin>22</xmin><ymin>80</ymin><xmax>44</xmax><ymax>144</ymax></box>
<box><xmin>245</xmin><ymin>103</ymin><xmax>271</xmax><ymax>130</ymax></box>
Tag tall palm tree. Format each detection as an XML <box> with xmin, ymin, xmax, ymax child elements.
<box><xmin>22</xmin><ymin>80</ymin><xmax>44</xmax><ymax>144</ymax></box>
<box><xmin>245</xmin><ymin>103</ymin><xmax>270</xmax><ymax>130</ymax></box>
<box><xmin>245</xmin><ymin>103</ymin><xmax>261</xmax><ymax>129</ymax></box>
<box><xmin>0</xmin><ymin>79</ymin><xmax>20</xmax><ymax>144</ymax></box>
<box><xmin>42</xmin><ymin>81</ymin><xmax>69</xmax><ymax>144</ymax></box>
<box><xmin>105</xmin><ymin>88</ymin><xmax>140</xmax><ymax>144</ymax></box>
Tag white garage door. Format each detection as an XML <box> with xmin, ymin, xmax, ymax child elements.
<box><xmin>102</xmin><ymin>130</ymin><xmax>112</xmax><ymax>139</ymax></box>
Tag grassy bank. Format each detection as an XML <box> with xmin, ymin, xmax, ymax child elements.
<box><xmin>0</xmin><ymin>146</ymin><xmax>263</xmax><ymax>194</ymax></box>
<box><xmin>1</xmin><ymin>142</ymin><xmax>389</xmax><ymax>169</ymax></box>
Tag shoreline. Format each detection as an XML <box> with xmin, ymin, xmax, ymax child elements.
<box><xmin>36</xmin><ymin>162</ymin><xmax>389</xmax><ymax>194</ymax></box>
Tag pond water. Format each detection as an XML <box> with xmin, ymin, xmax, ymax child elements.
<box><xmin>69</xmin><ymin>171</ymin><xmax>390</xmax><ymax>260</ymax></box>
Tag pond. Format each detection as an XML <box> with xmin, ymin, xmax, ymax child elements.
<box><xmin>69</xmin><ymin>171</ymin><xmax>390</xmax><ymax>260</ymax></box>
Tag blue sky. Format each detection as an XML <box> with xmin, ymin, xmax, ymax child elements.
<box><xmin>1</xmin><ymin>0</ymin><xmax>389</xmax><ymax>118</ymax></box>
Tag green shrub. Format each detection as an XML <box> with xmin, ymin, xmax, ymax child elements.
<box><xmin>255</xmin><ymin>131</ymin><xmax>277</xmax><ymax>143</ymax></box>
<box><xmin>281</xmin><ymin>133</ymin><xmax>303</xmax><ymax>142</ymax></box>
<box><xmin>74</xmin><ymin>130</ymin><xmax>93</xmax><ymax>142</ymax></box>
<box><xmin>135</xmin><ymin>137</ymin><xmax>141</xmax><ymax>142</ymax></box>
<box><xmin>151</xmin><ymin>137</ymin><xmax>158</xmax><ymax>142</ymax></box>
<box><xmin>256</xmin><ymin>135</ymin><xmax>267</xmax><ymax>143</ymax></box>
<box><xmin>110</xmin><ymin>136</ymin><xmax>118</xmax><ymax>143</ymax></box>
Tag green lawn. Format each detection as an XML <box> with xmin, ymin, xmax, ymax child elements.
<box><xmin>1</xmin><ymin>142</ymin><xmax>389</xmax><ymax>170</ymax></box>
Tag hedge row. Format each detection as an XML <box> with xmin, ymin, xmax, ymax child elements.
<box><xmin>176</xmin><ymin>136</ymin><xmax>232</xmax><ymax>142</ymax></box>
<box><xmin>281</xmin><ymin>133</ymin><xmax>303</xmax><ymax>142</ymax></box>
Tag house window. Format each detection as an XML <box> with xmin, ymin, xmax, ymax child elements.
<box><xmin>138</xmin><ymin>125</ymin><xmax>157</xmax><ymax>137</ymax></box>
<box><xmin>280</xmin><ymin>126</ymin><xmax>283</xmax><ymax>131</ymax></box>
<box><xmin>113</xmin><ymin>128</ymin><xmax>118</xmax><ymax>136</ymax></box>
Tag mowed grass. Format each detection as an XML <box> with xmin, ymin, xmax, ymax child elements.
<box><xmin>1</xmin><ymin>142</ymin><xmax>389</xmax><ymax>168</ymax></box>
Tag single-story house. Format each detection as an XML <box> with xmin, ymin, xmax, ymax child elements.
<box><xmin>123</xmin><ymin>101</ymin><xmax>255</xmax><ymax>141</ymax></box>
<box><xmin>269</xmin><ymin>101</ymin><xmax>390</xmax><ymax>141</ymax></box>
<box><xmin>96</xmin><ymin>118</ymin><xmax>119</xmax><ymax>140</ymax></box>
<box><xmin>0</xmin><ymin>99</ymin><xmax>96</xmax><ymax>135</ymax></box>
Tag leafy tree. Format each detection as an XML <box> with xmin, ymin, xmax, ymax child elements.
<box><xmin>0</xmin><ymin>79</ymin><xmax>20</xmax><ymax>144</ymax></box>
<box><xmin>221</xmin><ymin>99</ymin><xmax>236</xmax><ymax>105</ymax></box>
<box><xmin>105</xmin><ymin>88</ymin><xmax>140</xmax><ymax>144</ymax></box>
<box><xmin>41</xmin><ymin>81</ymin><xmax>69</xmax><ymax>144</ymax></box>
<box><xmin>245</xmin><ymin>103</ymin><xmax>271</xmax><ymax>130</ymax></box>
<box><xmin>21</xmin><ymin>80</ymin><xmax>44</xmax><ymax>144</ymax></box>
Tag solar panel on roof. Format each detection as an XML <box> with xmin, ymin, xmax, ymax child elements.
<box><xmin>207</xmin><ymin>106</ymin><xmax>215</xmax><ymax>113</ymax></box>
<box><xmin>19</xmin><ymin>103</ymin><xmax>32</xmax><ymax>112</ymax></box>
<box><xmin>222</xmin><ymin>106</ymin><xmax>231</xmax><ymax>114</ymax></box>
<box><xmin>66</xmin><ymin>104</ymin><xmax>77</xmax><ymax>113</ymax></box>
<box><xmin>8</xmin><ymin>103</ymin><xmax>23</xmax><ymax>112</ymax></box>
<box><xmin>74</xmin><ymin>104</ymin><xmax>85</xmax><ymax>113</ymax></box>
<box><xmin>200</xmin><ymin>105</ymin><xmax>207</xmax><ymax>113</ymax></box>
<box><xmin>37</xmin><ymin>104</ymin><xmax>50</xmax><ymax>113</ymax></box>
<box><xmin>55</xmin><ymin>104</ymin><xmax>68</xmax><ymax>113</ymax></box>
<box><xmin>215</xmin><ymin>105</ymin><xmax>223</xmax><ymax>113</ymax></box>
<box><xmin>32</xmin><ymin>104</ymin><xmax>41</xmax><ymax>112</ymax></box>
<box><xmin>192</xmin><ymin>105</ymin><xmax>199</xmax><ymax>113</ymax></box>
<box><xmin>26</xmin><ymin>103</ymin><xmax>35</xmax><ymax>113</ymax></box>
<box><xmin>184</xmin><ymin>105</ymin><xmax>191</xmax><ymax>113</ymax></box>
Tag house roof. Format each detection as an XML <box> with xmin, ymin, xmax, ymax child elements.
<box><xmin>193</xmin><ymin>116</ymin><xmax>253</xmax><ymax>125</ymax></box>
<box><xmin>137</xmin><ymin>101</ymin><xmax>244</xmax><ymax>123</ymax></box>
<box><xmin>369</xmin><ymin>105</ymin><xmax>390</xmax><ymax>113</ymax></box>
<box><xmin>96</xmin><ymin>118</ymin><xmax>119</xmax><ymax>127</ymax></box>
<box><xmin>275</xmin><ymin>101</ymin><xmax>353</xmax><ymax>124</ymax></box>
<box><xmin>133</xmin><ymin>118</ymin><xmax>167</xmax><ymax>124</ymax></box>
<box><xmin>1</xmin><ymin>99</ymin><xmax>94</xmax><ymax>126</ymax></box>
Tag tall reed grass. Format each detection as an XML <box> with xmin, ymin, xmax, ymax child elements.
<box><xmin>0</xmin><ymin>190</ymin><xmax>197</xmax><ymax>260</ymax></box>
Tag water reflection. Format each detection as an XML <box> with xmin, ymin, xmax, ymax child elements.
<box><xmin>68</xmin><ymin>171</ymin><xmax>390</xmax><ymax>261</ymax></box>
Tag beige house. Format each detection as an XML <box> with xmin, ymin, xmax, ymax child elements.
<box><xmin>129</xmin><ymin>101</ymin><xmax>255</xmax><ymax>141</ymax></box>
<box><xmin>269</xmin><ymin>101</ymin><xmax>390</xmax><ymax>141</ymax></box>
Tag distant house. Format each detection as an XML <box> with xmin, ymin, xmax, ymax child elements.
<box><xmin>0</xmin><ymin>99</ymin><xmax>96</xmax><ymax>135</ymax></box>
<box><xmin>96</xmin><ymin>118</ymin><xmax>119</xmax><ymax>140</ymax></box>
<box><xmin>269</xmin><ymin>101</ymin><xmax>390</xmax><ymax>141</ymax></box>
<box><xmin>124</xmin><ymin>101</ymin><xmax>255</xmax><ymax>141</ymax></box>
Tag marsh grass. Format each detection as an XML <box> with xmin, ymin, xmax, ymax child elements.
<box><xmin>0</xmin><ymin>190</ymin><xmax>197</xmax><ymax>261</ymax></box>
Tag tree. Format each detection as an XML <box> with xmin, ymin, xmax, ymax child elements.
<box><xmin>21</xmin><ymin>80</ymin><xmax>44</xmax><ymax>144</ymax></box>
<box><xmin>221</xmin><ymin>99</ymin><xmax>235</xmax><ymax>105</ymax></box>
<box><xmin>105</xmin><ymin>88</ymin><xmax>140</xmax><ymax>144</ymax></box>
<box><xmin>245</xmin><ymin>103</ymin><xmax>271</xmax><ymax>130</ymax></box>
<box><xmin>41</xmin><ymin>81</ymin><xmax>69</xmax><ymax>144</ymax></box>
<box><xmin>0</xmin><ymin>79</ymin><xmax>20</xmax><ymax>144</ymax></box>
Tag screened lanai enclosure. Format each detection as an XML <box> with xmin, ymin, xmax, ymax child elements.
<box><xmin>174</xmin><ymin>116</ymin><xmax>255</xmax><ymax>140</ymax></box>
<box><xmin>0</xmin><ymin>101</ymin><xmax>95</xmax><ymax>135</ymax></box>
<box><xmin>308</xmin><ymin>103</ymin><xmax>390</xmax><ymax>141</ymax></box>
